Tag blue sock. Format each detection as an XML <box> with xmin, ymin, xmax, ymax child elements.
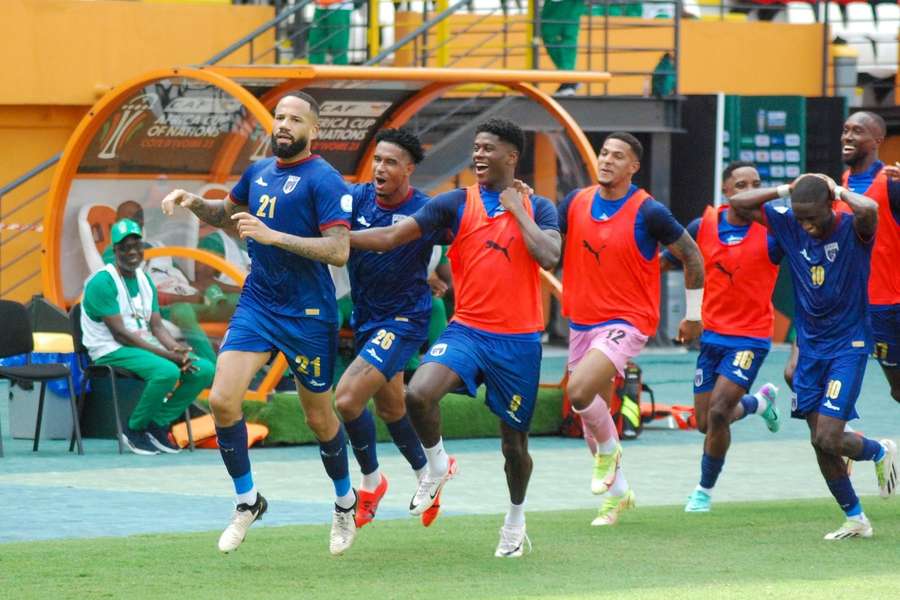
<box><xmin>386</xmin><ymin>414</ymin><xmax>427</xmax><ymax>471</ymax></box>
<box><xmin>700</xmin><ymin>453</ymin><xmax>725</xmax><ymax>490</ymax></box>
<box><xmin>344</xmin><ymin>408</ymin><xmax>379</xmax><ymax>476</ymax></box>
<box><xmin>319</xmin><ymin>428</ymin><xmax>352</xmax><ymax>498</ymax></box>
<box><xmin>216</xmin><ymin>418</ymin><xmax>253</xmax><ymax>494</ymax></box>
<box><xmin>853</xmin><ymin>437</ymin><xmax>884</xmax><ymax>462</ymax></box>
<box><xmin>826</xmin><ymin>477</ymin><xmax>862</xmax><ymax>516</ymax></box>
<box><xmin>738</xmin><ymin>394</ymin><xmax>758</xmax><ymax>420</ymax></box>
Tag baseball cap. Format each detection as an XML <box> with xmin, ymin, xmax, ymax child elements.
<box><xmin>111</xmin><ymin>219</ymin><xmax>143</xmax><ymax>245</ymax></box>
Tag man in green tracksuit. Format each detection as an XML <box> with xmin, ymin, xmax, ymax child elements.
<box><xmin>82</xmin><ymin>219</ymin><xmax>215</xmax><ymax>455</ymax></box>
<box><xmin>309</xmin><ymin>0</ymin><xmax>354</xmax><ymax>65</ymax></box>
<box><xmin>541</xmin><ymin>0</ymin><xmax>584</xmax><ymax>95</ymax></box>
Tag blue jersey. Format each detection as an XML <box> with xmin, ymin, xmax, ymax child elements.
<box><xmin>348</xmin><ymin>183</ymin><xmax>438</xmax><ymax>334</ymax></box>
<box><xmin>763</xmin><ymin>202</ymin><xmax>873</xmax><ymax>358</ymax></box>
<box><xmin>229</xmin><ymin>155</ymin><xmax>351</xmax><ymax>323</ymax></box>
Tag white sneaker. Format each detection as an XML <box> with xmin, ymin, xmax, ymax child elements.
<box><xmin>824</xmin><ymin>517</ymin><xmax>872</xmax><ymax>540</ymax></box>
<box><xmin>875</xmin><ymin>439</ymin><xmax>897</xmax><ymax>499</ymax></box>
<box><xmin>329</xmin><ymin>503</ymin><xmax>357</xmax><ymax>556</ymax></box>
<box><xmin>218</xmin><ymin>494</ymin><xmax>268</xmax><ymax>552</ymax></box>
<box><xmin>494</xmin><ymin>524</ymin><xmax>532</xmax><ymax>558</ymax></box>
<box><xmin>409</xmin><ymin>456</ymin><xmax>458</xmax><ymax>516</ymax></box>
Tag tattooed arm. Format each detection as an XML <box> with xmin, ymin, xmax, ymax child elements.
<box><xmin>231</xmin><ymin>211</ymin><xmax>350</xmax><ymax>266</ymax></box>
<box><xmin>664</xmin><ymin>230</ymin><xmax>705</xmax><ymax>343</ymax></box>
<box><xmin>161</xmin><ymin>189</ymin><xmax>239</xmax><ymax>231</ymax></box>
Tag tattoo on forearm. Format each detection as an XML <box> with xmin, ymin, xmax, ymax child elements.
<box><xmin>192</xmin><ymin>200</ymin><xmax>230</xmax><ymax>228</ymax></box>
<box><xmin>670</xmin><ymin>235</ymin><xmax>704</xmax><ymax>288</ymax></box>
<box><xmin>275</xmin><ymin>226</ymin><xmax>350</xmax><ymax>266</ymax></box>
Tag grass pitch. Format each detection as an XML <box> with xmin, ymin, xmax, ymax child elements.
<box><xmin>2</xmin><ymin>498</ymin><xmax>899</xmax><ymax>599</ymax></box>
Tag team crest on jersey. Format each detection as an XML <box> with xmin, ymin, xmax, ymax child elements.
<box><xmin>429</xmin><ymin>343</ymin><xmax>447</xmax><ymax>357</ymax></box>
<box><xmin>392</xmin><ymin>214</ymin><xmax>409</xmax><ymax>226</ymax></box>
<box><xmin>283</xmin><ymin>175</ymin><xmax>301</xmax><ymax>194</ymax></box>
<box><xmin>824</xmin><ymin>242</ymin><xmax>839</xmax><ymax>263</ymax></box>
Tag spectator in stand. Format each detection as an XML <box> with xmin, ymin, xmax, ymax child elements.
<box><xmin>541</xmin><ymin>0</ymin><xmax>585</xmax><ymax>96</ymax></box>
<box><xmin>309</xmin><ymin>0</ymin><xmax>354</xmax><ymax>65</ymax></box>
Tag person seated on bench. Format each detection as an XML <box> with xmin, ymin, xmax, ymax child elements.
<box><xmin>81</xmin><ymin>218</ymin><xmax>215</xmax><ymax>456</ymax></box>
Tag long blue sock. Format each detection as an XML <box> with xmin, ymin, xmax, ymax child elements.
<box><xmin>319</xmin><ymin>428</ymin><xmax>352</xmax><ymax>498</ymax></box>
<box><xmin>386</xmin><ymin>414</ymin><xmax>427</xmax><ymax>471</ymax></box>
<box><xmin>826</xmin><ymin>477</ymin><xmax>862</xmax><ymax>516</ymax></box>
<box><xmin>853</xmin><ymin>437</ymin><xmax>885</xmax><ymax>462</ymax></box>
<box><xmin>216</xmin><ymin>418</ymin><xmax>253</xmax><ymax>495</ymax></box>
<box><xmin>344</xmin><ymin>408</ymin><xmax>379</xmax><ymax>475</ymax></box>
<box><xmin>737</xmin><ymin>394</ymin><xmax>758</xmax><ymax>420</ymax></box>
<box><xmin>700</xmin><ymin>453</ymin><xmax>725</xmax><ymax>490</ymax></box>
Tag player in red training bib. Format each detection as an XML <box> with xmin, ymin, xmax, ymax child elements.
<box><xmin>661</xmin><ymin>161</ymin><xmax>782</xmax><ymax>513</ymax></box>
<box><xmin>350</xmin><ymin>119</ymin><xmax>560</xmax><ymax>557</ymax></box>
<box><xmin>558</xmin><ymin>132</ymin><xmax>704</xmax><ymax>526</ymax></box>
<box><xmin>840</xmin><ymin>112</ymin><xmax>900</xmax><ymax>406</ymax></box>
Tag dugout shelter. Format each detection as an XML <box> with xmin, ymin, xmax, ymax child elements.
<box><xmin>42</xmin><ymin>65</ymin><xmax>606</xmax><ymax>399</ymax></box>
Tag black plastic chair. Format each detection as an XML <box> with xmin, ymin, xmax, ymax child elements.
<box><xmin>69</xmin><ymin>303</ymin><xmax>194</xmax><ymax>454</ymax></box>
<box><xmin>0</xmin><ymin>300</ymin><xmax>83</xmax><ymax>454</ymax></box>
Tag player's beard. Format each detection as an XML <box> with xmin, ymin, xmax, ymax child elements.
<box><xmin>842</xmin><ymin>150</ymin><xmax>865</xmax><ymax>168</ymax></box>
<box><xmin>271</xmin><ymin>133</ymin><xmax>309</xmax><ymax>159</ymax></box>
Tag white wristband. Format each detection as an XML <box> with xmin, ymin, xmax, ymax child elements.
<box><xmin>776</xmin><ymin>184</ymin><xmax>791</xmax><ymax>198</ymax></box>
<box><xmin>685</xmin><ymin>287</ymin><xmax>703</xmax><ymax>322</ymax></box>
<box><xmin>834</xmin><ymin>185</ymin><xmax>847</xmax><ymax>200</ymax></box>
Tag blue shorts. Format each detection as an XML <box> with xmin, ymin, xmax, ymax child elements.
<box><xmin>694</xmin><ymin>342</ymin><xmax>769</xmax><ymax>394</ymax></box>
<box><xmin>422</xmin><ymin>321</ymin><xmax>542</xmax><ymax>432</ymax></box>
<box><xmin>221</xmin><ymin>300</ymin><xmax>338</xmax><ymax>393</ymax></box>
<box><xmin>355</xmin><ymin>324</ymin><xmax>426</xmax><ymax>379</ymax></box>
<box><xmin>870</xmin><ymin>305</ymin><xmax>900</xmax><ymax>369</ymax></box>
<box><xmin>791</xmin><ymin>352</ymin><xmax>868</xmax><ymax>421</ymax></box>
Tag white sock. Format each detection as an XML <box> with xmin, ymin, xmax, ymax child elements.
<box><xmin>608</xmin><ymin>468</ymin><xmax>629</xmax><ymax>497</ymax></box>
<box><xmin>751</xmin><ymin>390</ymin><xmax>768</xmax><ymax>414</ymax></box>
<box><xmin>696</xmin><ymin>484</ymin><xmax>713</xmax><ymax>496</ymax></box>
<box><xmin>336</xmin><ymin>488</ymin><xmax>356</xmax><ymax>510</ymax></box>
<box><xmin>424</xmin><ymin>438</ymin><xmax>449</xmax><ymax>476</ymax></box>
<box><xmin>236</xmin><ymin>486</ymin><xmax>258</xmax><ymax>507</ymax></box>
<box><xmin>505</xmin><ymin>502</ymin><xmax>526</xmax><ymax>527</ymax></box>
<box><xmin>848</xmin><ymin>511</ymin><xmax>867</xmax><ymax>523</ymax></box>
<box><xmin>596</xmin><ymin>437</ymin><xmax>618</xmax><ymax>455</ymax></box>
<box><xmin>361</xmin><ymin>468</ymin><xmax>381</xmax><ymax>492</ymax></box>
<box><xmin>414</xmin><ymin>466</ymin><xmax>427</xmax><ymax>481</ymax></box>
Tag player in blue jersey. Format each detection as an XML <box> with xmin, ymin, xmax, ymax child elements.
<box><xmin>350</xmin><ymin>119</ymin><xmax>561</xmax><ymax>557</ymax></box>
<box><xmin>660</xmin><ymin>161</ymin><xmax>782</xmax><ymax>513</ymax></box>
<box><xmin>333</xmin><ymin>128</ymin><xmax>444</xmax><ymax>529</ymax></box>
<box><xmin>161</xmin><ymin>92</ymin><xmax>360</xmax><ymax>555</ymax></box>
<box><xmin>731</xmin><ymin>173</ymin><xmax>898</xmax><ymax>539</ymax></box>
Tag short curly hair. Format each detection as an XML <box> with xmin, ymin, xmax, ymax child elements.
<box><xmin>722</xmin><ymin>160</ymin><xmax>756</xmax><ymax>181</ymax></box>
<box><xmin>374</xmin><ymin>128</ymin><xmax>425</xmax><ymax>164</ymax></box>
<box><xmin>604</xmin><ymin>132</ymin><xmax>643</xmax><ymax>161</ymax></box>
<box><xmin>475</xmin><ymin>118</ymin><xmax>525</xmax><ymax>156</ymax></box>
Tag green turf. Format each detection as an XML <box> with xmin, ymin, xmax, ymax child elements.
<box><xmin>3</xmin><ymin>498</ymin><xmax>898</xmax><ymax>599</ymax></box>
